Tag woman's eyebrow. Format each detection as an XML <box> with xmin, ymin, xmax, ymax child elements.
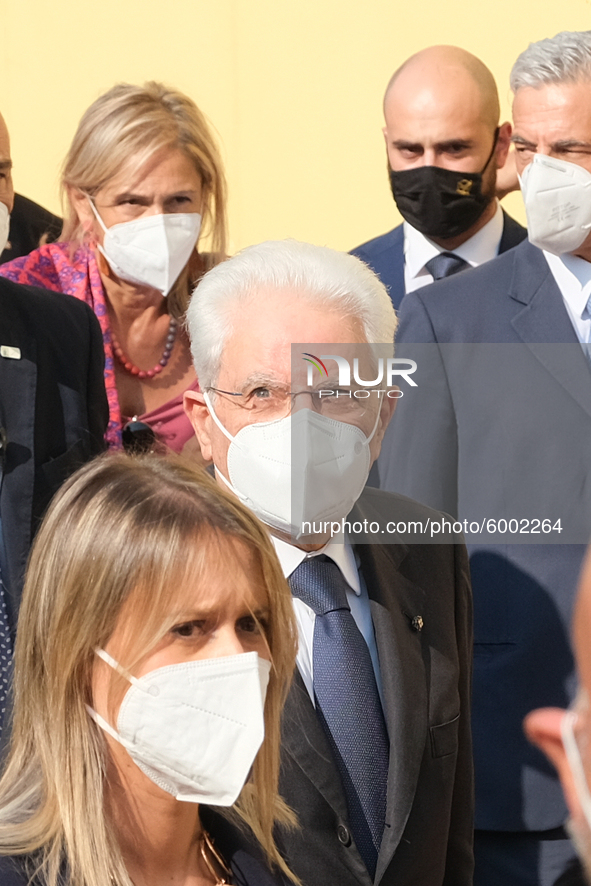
<box><xmin>110</xmin><ymin>191</ymin><xmax>151</xmax><ymax>202</ymax></box>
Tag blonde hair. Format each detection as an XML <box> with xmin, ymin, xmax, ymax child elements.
<box><xmin>61</xmin><ymin>82</ymin><xmax>228</xmax><ymax>317</ymax></box>
<box><xmin>0</xmin><ymin>454</ymin><xmax>297</xmax><ymax>886</ymax></box>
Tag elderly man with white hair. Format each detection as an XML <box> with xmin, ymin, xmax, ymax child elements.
<box><xmin>184</xmin><ymin>240</ymin><xmax>474</xmax><ymax>886</ymax></box>
<box><xmin>378</xmin><ymin>30</ymin><xmax>591</xmax><ymax>886</ymax></box>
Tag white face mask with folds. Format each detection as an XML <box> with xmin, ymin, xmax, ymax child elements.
<box><xmin>87</xmin><ymin>649</ymin><xmax>271</xmax><ymax>805</ymax></box>
<box><xmin>88</xmin><ymin>197</ymin><xmax>201</xmax><ymax>295</ymax></box>
<box><xmin>520</xmin><ymin>154</ymin><xmax>591</xmax><ymax>255</ymax></box>
<box><xmin>0</xmin><ymin>202</ymin><xmax>10</xmax><ymax>254</ymax></box>
<box><xmin>204</xmin><ymin>392</ymin><xmax>379</xmax><ymax>540</ymax></box>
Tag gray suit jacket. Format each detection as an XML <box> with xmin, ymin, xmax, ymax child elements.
<box><xmin>276</xmin><ymin>487</ymin><xmax>474</xmax><ymax>886</ymax></box>
<box><xmin>378</xmin><ymin>239</ymin><xmax>588</xmax><ymax>831</ymax></box>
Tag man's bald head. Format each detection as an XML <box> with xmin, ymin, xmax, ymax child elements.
<box><xmin>384</xmin><ymin>46</ymin><xmax>500</xmax><ymax>129</ymax></box>
<box><xmin>382</xmin><ymin>45</ymin><xmax>511</xmax><ymax>248</ymax></box>
<box><xmin>0</xmin><ymin>113</ymin><xmax>13</xmax><ymax>216</ymax></box>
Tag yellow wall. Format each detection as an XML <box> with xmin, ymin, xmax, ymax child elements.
<box><xmin>2</xmin><ymin>1</ymin><xmax>591</xmax><ymax>254</ymax></box>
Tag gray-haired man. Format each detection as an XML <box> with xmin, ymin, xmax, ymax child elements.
<box><xmin>184</xmin><ymin>240</ymin><xmax>474</xmax><ymax>886</ymax></box>
<box><xmin>378</xmin><ymin>30</ymin><xmax>591</xmax><ymax>886</ymax></box>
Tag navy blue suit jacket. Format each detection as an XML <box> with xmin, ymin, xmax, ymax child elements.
<box><xmin>0</xmin><ymin>278</ymin><xmax>107</xmax><ymax>623</ymax></box>
<box><xmin>350</xmin><ymin>211</ymin><xmax>527</xmax><ymax>309</ymax></box>
<box><xmin>0</xmin><ymin>815</ymin><xmax>292</xmax><ymax>886</ymax></box>
<box><xmin>377</xmin><ymin>239</ymin><xmax>588</xmax><ymax>832</ymax></box>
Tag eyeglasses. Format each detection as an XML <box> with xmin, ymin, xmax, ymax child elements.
<box><xmin>207</xmin><ymin>384</ymin><xmax>383</xmax><ymax>422</ymax></box>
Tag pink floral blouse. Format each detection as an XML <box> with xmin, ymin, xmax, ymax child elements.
<box><xmin>0</xmin><ymin>243</ymin><xmax>202</xmax><ymax>455</ymax></box>
<box><xmin>0</xmin><ymin>242</ymin><xmax>123</xmax><ymax>447</ymax></box>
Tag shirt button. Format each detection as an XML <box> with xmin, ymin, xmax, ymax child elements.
<box><xmin>337</xmin><ymin>824</ymin><xmax>351</xmax><ymax>846</ymax></box>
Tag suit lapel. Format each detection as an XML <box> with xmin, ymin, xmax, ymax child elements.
<box><xmin>499</xmin><ymin>211</ymin><xmax>527</xmax><ymax>254</ymax></box>
<box><xmin>282</xmin><ymin>670</ymin><xmax>349</xmax><ymax>819</ymax></box>
<box><xmin>356</xmin><ymin>543</ymin><xmax>427</xmax><ymax>879</ymax></box>
<box><xmin>391</xmin><ymin>225</ymin><xmax>406</xmax><ymax>302</ymax></box>
<box><xmin>509</xmin><ymin>241</ymin><xmax>591</xmax><ymax>419</ymax></box>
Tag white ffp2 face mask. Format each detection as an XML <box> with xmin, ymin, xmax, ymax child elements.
<box><xmin>0</xmin><ymin>202</ymin><xmax>10</xmax><ymax>254</ymax></box>
<box><xmin>520</xmin><ymin>154</ymin><xmax>591</xmax><ymax>255</ymax></box>
<box><xmin>87</xmin><ymin>649</ymin><xmax>271</xmax><ymax>805</ymax></box>
<box><xmin>88</xmin><ymin>198</ymin><xmax>201</xmax><ymax>295</ymax></box>
<box><xmin>204</xmin><ymin>393</ymin><xmax>378</xmax><ymax>539</ymax></box>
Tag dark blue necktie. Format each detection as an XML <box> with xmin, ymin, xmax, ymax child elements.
<box><xmin>425</xmin><ymin>252</ymin><xmax>470</xmax><ymax>281</ymax></box>
<box><xmin>289</xmin><ymin>555</ymin><xmax>389</xmax><ymax>877</ymax></box>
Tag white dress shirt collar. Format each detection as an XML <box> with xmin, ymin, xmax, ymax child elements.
<box><xmin>403</xmin><ymin>200</ymin><xmax>504</xmax><ymax>293</ymax></box>
<box><xmin>270</xmin><ymin>532</ymin><xmax>384</xmax><ymax>706</ymax></box>
<box><xmin>543</xmin><ymin>250</ymin><xmax>591</xmax><ymax>344</ymax></box>
<box><xmin>271</xmin><ymin>532</ymin><xmax>361</xmax><ymax>595</ymax></box>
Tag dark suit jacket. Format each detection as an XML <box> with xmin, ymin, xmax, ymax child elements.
<box><xmin>378</xmin><ymin>239</ymin><xmax>588</xmax><ymax>832</ymax></box>
<box><xmin>350</xmin><ymin>210</ymin><xmax>526</xmax><ymax>309</ymax></box>
<box><xmin>0</xmin><ymin>814</ymin><xmax>291</xmax><ymax>886</ymax></box>
<box><xmin>0</xmin><ymin>277</ymin><xmax>107</xmax><ymax>624</ymax></box>
<box><xmin>276</xmin><ymin>487</ymin><xmax>474</xmax><ymax>886</ymax></box>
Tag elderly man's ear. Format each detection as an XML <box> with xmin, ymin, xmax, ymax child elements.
<box><xmin>524</xmin><ymin>708</ymin><xmax>583</xmax><ymax>822</ymax></box>
<box><xmin>184</xmin><ymin>391</ymin><xmax>213</xmax><ymax>462</ymax></box>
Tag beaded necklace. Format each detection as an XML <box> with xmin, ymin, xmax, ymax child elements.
<box><xmin>112</xmin><ymin>317</ymin><xmax>178</xmax><ymax>379</ymax></box>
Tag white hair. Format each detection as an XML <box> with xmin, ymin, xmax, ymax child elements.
<box><xmin>186</xmin><ymin>239</ymin><xmax>397</xmax><ymax>389</ymax></box>
<box><xmin>510</xmin><ymin>31</ymin><xmax>591</xmax><ymax>91</ymax></box>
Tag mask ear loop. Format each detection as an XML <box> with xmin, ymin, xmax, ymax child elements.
<box><xmin>94</xmin><ymin>647</ymin><xmax>156</xmax><ymax>691</ymax></box>
<box><xmin>366</xmin><ymin>391</ymin><xmax>385</xmax><ymax>445</ymax></box>
<box><xmin>202</xmin><ymin>390</ymin><xmax>247</xmax><ymax>498</ymax></box>
<box><xmin>562</xmin><ymin>709</ymin><xmax>591</xmax><ymax>827</ymax></box>
<box><xmin>203</xmin><ymin>390</ymin><xmax>235</xmax><ymax>443</ymax></box>
<box><xmin>86</xmin><ymin>195</ymin><xmax>109</xmax><ymax>235</ymax></box>
<box><xmin>85</xmin><ymin>195</ymin><xmax>115</xmax><ymax>269</ymax></box>
<box><xmin>0</xmin><ymin>202</ymin><xmax>10</xmax><ymax>251</ymax></box>
<box><xmin>480</xmin><ymin>127</ymin><xmax>500</xmax><ymax>175</ymax></box>
<box><xmin>85</xmin><ymin>706</ymin><xmax>133</xmax><ymax>746</ymax></box>
<box><xmin>85</xmin><ymin>648</ymin><xmax>159</xmax><ymax>747</ymax></box>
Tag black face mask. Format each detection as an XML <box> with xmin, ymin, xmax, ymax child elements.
<box><xmin>388</xmin><ymin>128</ymin><xmax>499</xmax><ymax>240</ymax></box>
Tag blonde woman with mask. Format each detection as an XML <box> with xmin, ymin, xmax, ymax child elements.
<box><xmin>0</xmin><ymin>83</ymin><xmax>227</xmax><ymax>455</ymax></box>
<box><xmin>0</xmin><ymin>455</ymin><xmax>298</xmax><ymax>886</ymax></box>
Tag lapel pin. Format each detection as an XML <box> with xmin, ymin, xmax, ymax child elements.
<box><xmin>411</xmin><ymin>615</ymin><xmax>423</xmax><ymax>632</ymax></box>
<box><xmin>1</xmin><ymin>346</ymin><xmax>21</xmax><ymax>360</ymax></box>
